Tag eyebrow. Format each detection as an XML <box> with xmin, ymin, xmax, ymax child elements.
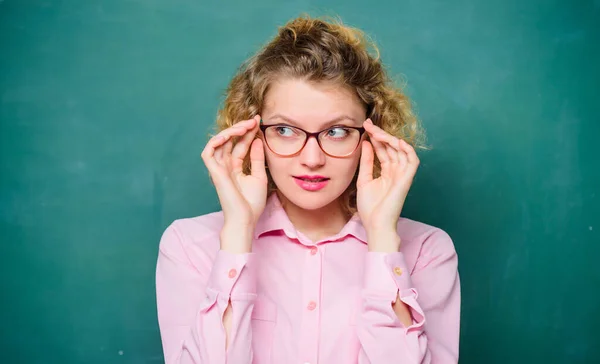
<box><xmin>267</xmin><ymin>114</ymin><xmax>359</xmax><ymax>129</ymax></box>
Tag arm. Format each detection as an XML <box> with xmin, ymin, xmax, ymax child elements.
<box><xmin>156</xmin><ymin>222</ymin><xmax>257</xmax><ymax>364</ymax></box>
<box><xmin>356</xmin><ymin>229</ymin><xmax>461</xmax><ymax>364</ymax></box>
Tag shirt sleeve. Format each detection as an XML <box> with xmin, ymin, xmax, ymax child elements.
<box><xmin>155</xmin><ymin>222</ymin><xmax>257</xmax><ymax>364</ymax></box>
<box><xmin>356</xmin><ymin>229</ymin><xmax>461</xmax><ymax>364</ymax></box>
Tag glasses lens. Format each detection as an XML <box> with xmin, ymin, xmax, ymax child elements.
<box><xmin>319</xmin><ymin>127</ymin><xmax>361</xmax><ymax>156</ymax></box>
<box><xmin>264</xmin><ymin>125</ymin><xmax>306</xmax><ymax>156</ymax></box>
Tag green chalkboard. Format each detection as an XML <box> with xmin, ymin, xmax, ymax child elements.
<box><xmin>1</xmin><ymin>0</ymin><xmax>598</xmax><ymax>363</ymax></box>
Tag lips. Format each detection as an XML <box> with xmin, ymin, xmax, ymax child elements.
<box><xmin>293</xmin><ymin>176</ymin><xmax>330</xmax><ymax>191</ymax></box>
<box><xmin>294</xmin><ymin>175</ymin><xmax>330</xmax><ymax>182</ymax></box>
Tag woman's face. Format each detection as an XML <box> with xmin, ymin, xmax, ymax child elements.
<box><xmin>261</xmin><ymin>78</ymin><xmax>367</xmax><ymax>212</ymax></box>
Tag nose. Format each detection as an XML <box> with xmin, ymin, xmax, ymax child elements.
<box><xmin>299</xmin><ymin>136</ymin><xmax>326</xmax><ymax>168</ymax></box>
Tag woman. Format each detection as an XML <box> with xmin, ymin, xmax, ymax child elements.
<box><xmin>156</xmin><ymin>15</ymin><xmax>460</xmax><ymax>364</ymax></box>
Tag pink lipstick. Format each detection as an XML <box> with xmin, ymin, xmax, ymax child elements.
<box><xmin>293</xmin><ymin>175</ymin><xmax>330</xmax><ymax>191</ymax></box>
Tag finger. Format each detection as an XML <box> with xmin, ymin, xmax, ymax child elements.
<box><xmin>205</xmin><ymin>134</ymin><xmax>233</xmax><ymax>165</ymax></box>
<box><xmin>396</xmin><ymin>145</ymin><xmax>408</xmax><ymax>169</ymax></box>
<box><xmin>369</xmin><ymin>135</ymin><xmax>389</xmax><ymax>164</ymax></box>
<box><xmin>204</xmin><ymin>134</ymin><xmax>226</xmax><ymax>152</ymax></box>
<box><xmin>214</xmin><ymin>141</ymin><xmax>224</xmax><ymax>163</ymax></box>
<box><xmin>366</xmin><ymin>122</ymin><xmax>411</xmax><ymax>169</ymax></box>
<box><xmin>357</xmin><ymin>140</ymin><xmax>374</xmax><ymax>186</ymax></box>
<box><xmin>221</xmin><ymin>139</ymin><xmax>233</xmax><ymax>164</ymax></box>
<box><xmin>209</xmin><ymin>118</ymin><xmax>255</xmax><ymax>158</ymax></box>
<box><xmin>231</xmin><ymin>116</ymin><xmax>261</xmax><ymax>172</ymax></box>
<box><xmin>234</xmin><ymin>117</ymin><xmax>258</xmax><ymax>130</ymax></box>
<box><xmin>365</xmin><ymin>121</ymin><xmax>402</xmax><ymax>152</ymax></box>
<box><xmin>201</xmin><ymin>134</ymin><xmax>226</xmax><ymax>165</ymax></box>
<box><xmin>232</xmin><ymin>117</ymin><xmax>260</xmax><ymax>161</ymax></box>
<box><xmin>201</xmin><ymin>146</ymin><xmax>220</xmax><ymax>178</ymax></box>
<box><xmin>364</xmin><ymin>120</ymin><xmax>389</xmax><ymax>162</ymax></box>
<box><xmin>201</xmin><ymin>140</ymin><xmax>227</xmax><ymax>186</ymax></box>
<box><xmin>202</xmin><ymin>116</ymin><xmax>258</xmax><ymax>165</ymax></box>
<box><xmin>231</xmin><ymin>117</ymin><xmax>257</xmax><ymax>130</ymax></box>
<box><xmin>386</xmin><ymin>143</ymin><xmax>399</xmax><ymax>163</ymax></box>
<box><xmin>217</xmin><ymin>118</ymin><xmax>257</xmax><ymax>141</ymax></box>
<box><xmin>399</xmin><ymin>139</ymin><xmax>419</xmax><ymax>168</ymax></box>
<box><xmin>249</xmin><ymin>138</ymin><xmax>267</xmax><ymax>180</ymax></box>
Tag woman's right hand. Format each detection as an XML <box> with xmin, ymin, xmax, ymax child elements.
<box><xmin>201</xmin><ymin>115</ymin><xmax>268</xmax><ymax>237</ymax></box>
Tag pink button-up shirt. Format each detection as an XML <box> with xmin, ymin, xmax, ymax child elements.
<box><xmin>156</xmin><ymin>193</ymin><xmax>460</xmax><ymax>364</ymax></box>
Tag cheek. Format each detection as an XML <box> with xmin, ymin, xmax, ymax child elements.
<box><xmin>264</xmin><ymin>153</ymin><xmax>287</xmax><ymax>176</ymax></box>
<box><xmin>346</xmin><ymin>154</ymin><xmax>362</xmax><ymax>174</ymax></box>
<box><xmin>332</xmin><ymin>157</ymin><xmax>361</xmax><ymax>181</ymax></box>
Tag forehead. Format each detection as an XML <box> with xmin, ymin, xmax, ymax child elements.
<box><xmin>262</xmin><ymin>78</ymin><xmax>366</xmax><ymax>128</ymax></box>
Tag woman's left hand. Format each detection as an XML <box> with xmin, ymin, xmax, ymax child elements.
<box><xmin>356</xmin><ymin>118</ymin><xmax>420</xmax><ymax>251</ymax></box>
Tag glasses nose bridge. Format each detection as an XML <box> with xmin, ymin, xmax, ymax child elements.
<box><xmin>302</xmin><ymin>130</ymin><xmax>325</xmax><ymax>153</ymax></box>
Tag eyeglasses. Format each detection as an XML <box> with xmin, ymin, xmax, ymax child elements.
<box><xmin>259</xmin><ymin>119</ymin><xmax>366</xmax><ymax>157</ymax></box>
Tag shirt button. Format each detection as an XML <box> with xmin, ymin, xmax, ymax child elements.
<box><xmin>393</xmin><ymin>267</ymin><xmax>403</xmax><ymax>276</ymax></box>
<box><xmin>307</xmin><ymin>301</ymin><xmax>317</xmax><ymax>311</ymax></box>
<box><xmin>309</xmin><ymin>246</ymin><xmax>318</xmax><ymax>255</ymax></box>
<box><xmin>228</xmin><ymin>269</ymin><xmax>237</xmax><ymax>278</ymax></box>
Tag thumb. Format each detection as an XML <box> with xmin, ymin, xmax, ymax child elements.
<box><xmin>356</xmin><ymin>140</ymin><xmax>374</xmax><ymax>187</ymax></box>
<box><xmin>249</xmin><ymin>138</ymin><xmax>267</xmax><ymax>180</ymax></box>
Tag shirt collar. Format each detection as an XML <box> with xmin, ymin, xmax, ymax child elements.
<box><xmin>254</xmin><ymin>193</ymin><xmax>298</xmax><ymax>240</ymax></box>
<box><xmin>254</xmin><ymin>193</ymin><xmax>368</xmax><ymax>244</ymax></box>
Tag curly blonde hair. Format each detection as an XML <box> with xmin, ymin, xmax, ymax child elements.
<box><xmin>214</xmin><ymin>14</ymin><xmax>425</xmax><ymax>219</ymax></box>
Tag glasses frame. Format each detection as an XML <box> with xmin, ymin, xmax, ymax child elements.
<box><xmin>259</xmin><ymin>119</ymin><xmax>367</xmax><ymax>158</ymax></box>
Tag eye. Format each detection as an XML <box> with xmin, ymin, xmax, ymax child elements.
<box><xmin>274</xmin><ymin>126</ymin><xmax>298</xmax><ymax>137</ymax></box>
<box><xmin>325</xmin><ymin>127</ymin><xmax>350</xmax><ymax>139</ymax></box>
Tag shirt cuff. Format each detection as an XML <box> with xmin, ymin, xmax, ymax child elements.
<box><xmin>363</xmin><ymin>252</ymin><xmax>426</xmax><ymax>331</ymax></box>
<box><xmin>364</xmin><ymin>252</ymin><xmax>414</xmax><ymax>298</ymax></box>
<box><xmin>398</xmin><ymin>288</ymin><xmax>425</xmax><ymax>332</ymax></box>
<box><xmin>206</xmin><ymin>250</ymin><xmax>256</xmax><ymax>299</ymax></box>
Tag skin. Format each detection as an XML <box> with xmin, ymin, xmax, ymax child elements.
<box><xmin>200</xmin><ymin>78</ymin><xmax>420</xmax><ymax>348</ymax></box>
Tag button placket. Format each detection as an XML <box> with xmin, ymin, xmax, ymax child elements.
<box><xmin>299</xmin><ymin>244</ymin><xmax>322</xmax><ymax>364</ymax></box>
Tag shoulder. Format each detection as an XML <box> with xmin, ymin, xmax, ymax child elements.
<box><xmin>158</xmin><ymin>211</ymin><xmax>225</xmax><ymax>268</ymax></box>
<box><xmin>396</xmin><ymin>217</ymin><xmax>458</xmax><ymax>269</ymax></box>
<box><xmin>168</xmin><ymin>211</ymin><xmax>226</xmax><ymax>241</ymax></box>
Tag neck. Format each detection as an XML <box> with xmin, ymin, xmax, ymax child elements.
<box><xmin>276</xmin><ymin>191</ymin><xmax>349</xmax><ymax>242</ymax></box>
